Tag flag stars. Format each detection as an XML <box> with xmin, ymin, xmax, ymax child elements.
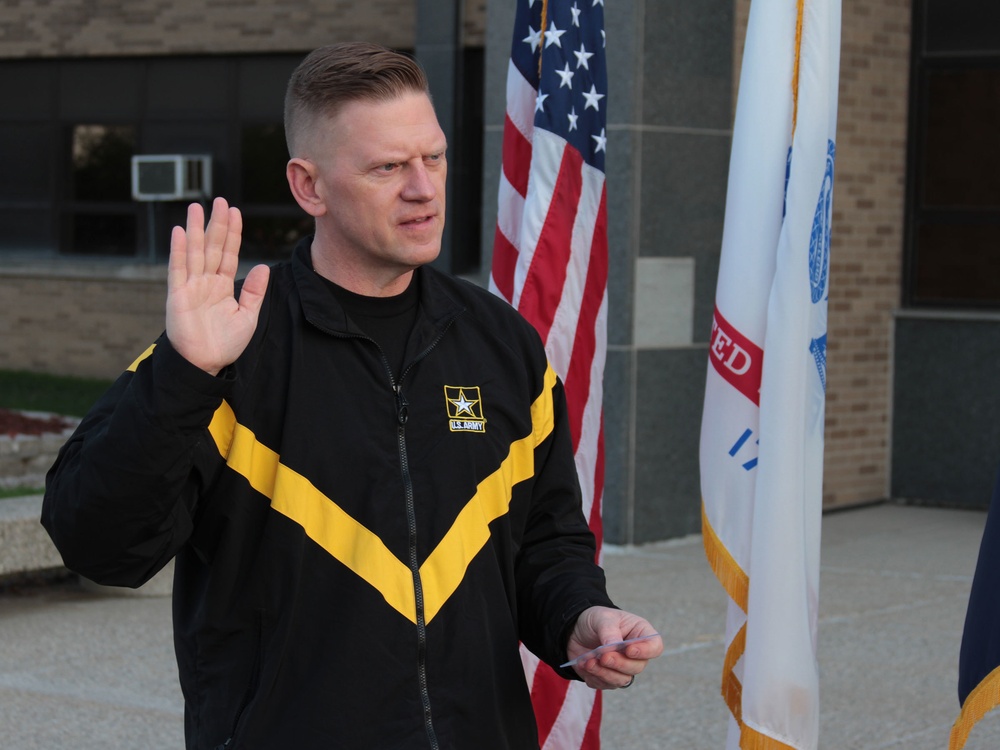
<box><xmin>555</xmin><ymin>62</ymin><xmax>575</xmax><ymax>89</ymax></box>
<box><xmin>582</xmin><ymin>84</ymin><xmax>605</xmax><ymax>111</ymax></box>
<box><xmin>570</xmin><ymin>2</ymin><xmax>582</xmax><ymax>27</ymax></box>
<box><xmin>574</xmin><ymin>43</ymin><xmax>594</xmax><ymax>70</ymax></box>
<box><xmin>535</xmin><ymin>90</ymin><xmax>549</xmax><ymax>113</ymax></box>
<box><xmin>591</xmin><ymin>127</ymin><xmax>607</xmax><ymax>154</ymax></box>
<box><xmin>523</xmin><ymin>25</ymin><xmax>542</xmax><ymax>53</ymax></box>
<box><xmin>544</xmin><ymin>20</ymin><xmax>567</xmax><ymax>48</ymax></box>
<box><xmin>568</xmin><ymin>107</ymin><xmax>579</xmax><ymax>132</ymax></box>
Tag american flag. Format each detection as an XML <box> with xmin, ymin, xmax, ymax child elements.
<box><xmin>490</xmin><ymin>1</ymin><xmax>608</xmax><ymax>748</ymax></box>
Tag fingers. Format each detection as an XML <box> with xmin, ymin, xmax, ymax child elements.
<box><xmin>575</xmin><ymin>636</ymin><xmax>659</xmax><ymax>688</ymax></box>
<box><xmin>574</xmin><ymin>656</ymin><xmax>641</xmax><ymax>690</ymax></box>
<box><xmin>167</xmin><ymin>224</ymin><xmax>188</xmax><ymax>293</ymax></box>
<box><xmin>566</xmin><ymin>607</ymin><xmax>663</xmax><ymax>691</ymax></box>
<box><xmin>237</xmin><ymin>264</ymin><xmax>271</xmax><ymax>318</ymax></box>
<box><xmin>183</xmin><ymin>201</ymin><xmax>207</xmax><ymax>278</ymax></box>
<box><xmin>217</xmin><ymin>205</ymin><xmax>244</xmax><ymax>280</ymax></box>
<box><xmin>169</xmin><ymin>199</ymin><xmax>241</xmax><ymax>284</ymax></box>
<box><xmin>590</xmin><ymin>632</ymin><xmax>662</xmax><ymax>681</ymax></box>
<box><xmin>202</xmin><ymin>197</ymin><xmax>233</xmax><ymax>276</ymax></box>
<box><xmin>574</xmin><ymin>644</ymin><xmax>651</xmax><ymax>687</ymax></box>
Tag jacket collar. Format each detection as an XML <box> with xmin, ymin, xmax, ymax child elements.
<box><xmin>290</xmin><ymin>236</ymin><xmax>465</xmax><ymax>340</ymax></box>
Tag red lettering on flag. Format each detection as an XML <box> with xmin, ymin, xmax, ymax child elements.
<box><xmin>709</xmin><ymin>306</ymin><xmax>763</xmax><ymax>406</ymax></box>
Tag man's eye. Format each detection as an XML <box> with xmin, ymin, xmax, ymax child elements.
<box><xmin>426</xmin><ymin>153</ymin><xmax>444</xmax><ymax>163</ymax></box>
<box><xmin>379</xmin><ymin>163</ymin><xmax>398</xmax><ymax>172</ymax></box>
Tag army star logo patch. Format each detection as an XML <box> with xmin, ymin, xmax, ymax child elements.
<box><xmin>445</xmin><ymin>385</ymin><xmax>486</xmax><ymax>433</ymax></box>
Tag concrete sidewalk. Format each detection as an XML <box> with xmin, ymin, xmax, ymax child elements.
<box><xmin>1</xmin><ymin>503</ymin><xmax>998</xmax><ymax>749</ymax></box>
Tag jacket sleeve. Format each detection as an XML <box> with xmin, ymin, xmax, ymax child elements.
<box><xmin>514</xmin><ymin>370</ymin><xmax>616</xmax><ymax>678</ymax></box>
<box><xmin>41</xmin><ymin>336</ymin><xmax>232</xmax><ymax>588</ymax></box>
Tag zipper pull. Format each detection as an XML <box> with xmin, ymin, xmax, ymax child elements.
<box><xmin>395</xmin><ymin>385</ymin><xmax>409</xmax><ymax>425</ymax></box>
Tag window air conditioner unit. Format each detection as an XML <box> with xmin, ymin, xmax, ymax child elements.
<box><xmin>131</xmin><ymin>154</ymin><xmax>212</xmax><ymax>201</ymax></box>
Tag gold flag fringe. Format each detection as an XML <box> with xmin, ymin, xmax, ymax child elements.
<box><xmin>791</xmin><ymin>0</ymin><xmax>805</xmax><ymax>134</ymax></box>
<box><xmin>722</xmin><ymin>623</ymin><xmax>747</xmax><ymax>723</ymax></box>
<box><xmin>701</xmin><ymin>501</ymin><xmax>750</xmax><ymax>612</ymax></box>
<box><xmin>703</xmin><ymin>502</ymin><xmax>806</xmax><ymax>749</ymax></box>
<box><xmin>701</xmin><ymin>501</ymin><xmax>751</xmax><ymax>724</ymax></box>
<box><xmin>538</xmin><ymin>0</ymin><xmax>549</xmax><ymax>78</ymax></box>
<box><xmin>741</xmin><ymin>724</ymin><xmax>798</xmax><ymax>750</ymax></box>
<box><xmin>949</xmin><ymin>663</ymin><xmax>1000</xmax><ymax>750</ymax></box>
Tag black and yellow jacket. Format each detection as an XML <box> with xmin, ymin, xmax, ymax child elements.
<box><xmin>42</xmin><ymin>240</ymin><xmax>613</xmax><ymax>750</ymax></box>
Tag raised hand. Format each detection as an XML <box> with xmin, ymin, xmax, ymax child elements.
<box><xmin>166</xmin><ymin>198</ymin><xmax>271</xmax><ymax>376</ymax></box>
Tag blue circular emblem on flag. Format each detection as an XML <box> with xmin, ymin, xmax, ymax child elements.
<box><xmin>808</xmin><ymin>140</ymin><xmax>836</xmax><ymax>304</ymax></box>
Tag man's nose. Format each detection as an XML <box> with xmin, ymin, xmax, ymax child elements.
<box><xmin>402</xmin><ymin>163</ymin><xmax>437</xmax><ymax>201</ymax></box>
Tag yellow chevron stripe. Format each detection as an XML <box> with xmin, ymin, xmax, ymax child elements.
<box><xmin>127</xmin><ymin>343</ymin><xmax>157</xmax><ymax>372</ymax></box>
<box><xmin>208</xmin><ymin>401</ymin><xmax>416</xmax><ymax>623</ymax></box>
<box><xmin>204</xmin><ymin>364</ymin><xmax>559</xmax><ymax>627</ymax></box>
<box><xmin>420</xmin><ymin>364</ymin><xmax>557</xmax><ymax>623</ymax></box>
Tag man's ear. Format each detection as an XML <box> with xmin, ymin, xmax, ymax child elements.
<box><xmin>286</xmin><ymin>158</ymin><xmax>327</xmax><ymax>217</ymax></box>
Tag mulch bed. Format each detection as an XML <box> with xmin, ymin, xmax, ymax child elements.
<box><xmin>0</xmin><ymin>408</ymin><xmax>75</xmax><ymax>438</ymax></box>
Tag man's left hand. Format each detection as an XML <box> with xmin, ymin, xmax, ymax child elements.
<box><xmin>566</xmin><ymin>606</ymin><xmax>663</xmax><ymax>690</ymax></box>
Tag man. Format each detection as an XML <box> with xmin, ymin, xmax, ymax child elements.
<box><xmin>43</xmin><ymin>43</ymin><xmax>661</xmax><ymax>749</ymax></box>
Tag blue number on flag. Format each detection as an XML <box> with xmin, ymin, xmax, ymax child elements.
<box><xmin>728</xmin><ymin>428</ymin><xmax>759</xmax><ymax>471</ymax></box>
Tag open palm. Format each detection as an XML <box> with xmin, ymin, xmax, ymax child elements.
<box><xmin>166</xmin><ymin>198</ymin><xmax>270</xmax><ymax>375</ymax></box>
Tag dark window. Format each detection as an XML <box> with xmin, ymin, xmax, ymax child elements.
<box><xmin>241</xmin><ymin>124</ymin><xmax>290</xmax><ymax>204</ymax></box>
<box><xmin>241</xmin><ymin>214</ymin><xmax>314</xmax><ymax>262</ymax></box>
<box><xmin>905</xmin><ymin>0</ymin><xmax>1000</xmax><ymax>308</ymax></box>
<box><xmin>238</xmin><ymin>123</ymin><xmax>308</xmax><ymax>261</ymax></box>
<box><xmin>0</xmin><ymin>123</ymin><xmax>53</xmax><ymax>200</ymax></box>
<box><xmin>0</xmin><ymin>51</ymin><xmax>485</xmax><ymax>273</ymax></box>
<box><xmin>925</xmin><ymin>0</ymin><xmax>1000</xmax><ymax>54</ymax></box>
<box><xmin>65</xmin><ymin>212</ymin><xmax>138</xmax><ymax>256</ymax></box>
<box><xmin>0</xmin><ymin>208</ymin><xmax>55</xmax><ymax>252</ymax></box>
<box><xmin>71</xmin><ymin>125</ymin><xmax>136</xmax><ymax>202</ymax></box>
<box><xmin>64</xmin><ymin>124</ymin><xmax>139</xmax><ymax>255</ymax></box>
<box><xmin>922</xmin><ymin>70</ymin><xmax>1000</xmax><ymax>210</ymax></box>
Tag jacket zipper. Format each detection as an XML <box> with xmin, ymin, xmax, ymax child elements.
<box><xmin>308</xmin><ymin>316</ymin><xmax>456</xmax><ymax>749</ymax></box>
<box><xmin>216</xmin><ymin>609</ymin><xmax>266</xmax><ymax>749</ymax></box>
<box><xmin>391</xmin><ymin>329</ymin><xmax>452</xmax><ymax>750</ymax></box>
<box><xmin>395</xmin><ymin>386</ymin><xmax>439</xmax><ymax>750</ymax></box>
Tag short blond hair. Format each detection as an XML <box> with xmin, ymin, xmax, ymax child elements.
<box><xmin>284</xmin><ymin>42</ymin><xmax>430</xmax><ymax>157</ymax></box>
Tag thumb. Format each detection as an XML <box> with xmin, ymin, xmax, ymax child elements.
<box><xmin>237</xmin><ymin>264</ymin><xmax>270</xmax><ymax>316</ymax></box>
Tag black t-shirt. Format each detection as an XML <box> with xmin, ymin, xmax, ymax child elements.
<box><xmin>318</xmin><ymin>272</ymin><xmax>419</xmax><ymax>381</ymax></box>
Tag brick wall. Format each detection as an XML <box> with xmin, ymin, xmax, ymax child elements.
<box><xmin>1</xmin><ymin>268</ymin><xmax>167</xmax><ymax>380</ymax></box>
<box><xmin>732</xmin><ymin>0</ymin><xmax>912</xmax><ymax>509</ymax></box>
<box><xmin>0</xmin><ymin>0</ymin><xmax>486</xmax><ymax>58</ymax></box>
<box><xmin>824</xmin><ymin>0</ymin><xmax>911</xmax><ymax>508</ymax></box>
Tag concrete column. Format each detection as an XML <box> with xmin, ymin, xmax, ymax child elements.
<box><xmin>415</xmin><ymin>0</ymin><xmax>463</xmax><ymax>273</ymax></box>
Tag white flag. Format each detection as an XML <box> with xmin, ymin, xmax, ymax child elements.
<box><xmin>699</xmin><ymin>1</ymin><xmax>841</xmax><ymax>748</ymax></box>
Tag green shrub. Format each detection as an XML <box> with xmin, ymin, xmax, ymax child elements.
<box><xmin>0</xmin><ymin>370</ymin><xmax>114</xmax><ymax>418</ymax></box>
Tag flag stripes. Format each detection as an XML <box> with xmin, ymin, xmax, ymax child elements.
<box><xmin>491</xmin><ymin>1</ymin><xmax>608</xmax><ymax>747</ymax></box>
